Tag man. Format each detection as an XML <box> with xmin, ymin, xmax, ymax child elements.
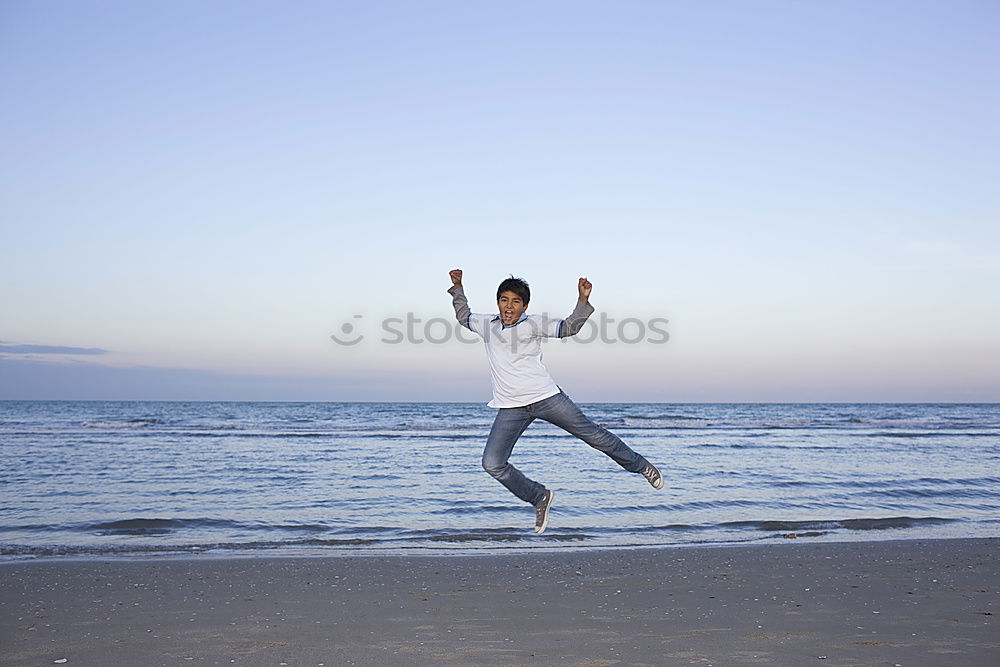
<box><xmin>448</xmin><ymin>269</ymin><xmax>663</xmax><ymax>534</ymax></box>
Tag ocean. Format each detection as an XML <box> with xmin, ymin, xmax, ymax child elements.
<box><xmin>1</xmin><ymin>401</ymin><xmax>997</xmax><ymax>560</ymax></box>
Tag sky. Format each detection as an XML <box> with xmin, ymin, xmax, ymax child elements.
<box><xmin>1</xmin><ymin>0</ymin><xmax>998</xmax><ymax>402</ymax></box>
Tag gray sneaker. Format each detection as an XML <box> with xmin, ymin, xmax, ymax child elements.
<box><xmin>640</xmin><ymin>463</ymin><xmax>664</xmax><ymax>489</ymax></box>
<box><xmin>534</xmin><ymin>489</ymin><xmax>554</xmax><ymax>534</ymax></box>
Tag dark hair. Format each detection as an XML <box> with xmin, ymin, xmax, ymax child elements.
<box><xmin>496</xmin><ymin>276</ymin><xmax>530</xmax><ymax>305</ymax></box>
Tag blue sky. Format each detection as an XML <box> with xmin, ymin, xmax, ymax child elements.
<box><xmin>2</xmin><ymin>0</ymin><xmax>998</xmax><ymax>401</ymax></box>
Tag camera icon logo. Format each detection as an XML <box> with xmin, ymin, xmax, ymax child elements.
<box><xmin>329</xmin><ymin>315</ymin><xmax>364</xmax><ymax>346</ymax></box>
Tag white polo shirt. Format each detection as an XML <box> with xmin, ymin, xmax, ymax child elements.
<box><xmin>467</xmin><ymin>312</ymin><xmax>565</xmax><ymax>408</ymax></box>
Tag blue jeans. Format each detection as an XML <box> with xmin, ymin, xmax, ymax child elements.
<box><xmin>482</xmin><ymin>391</ymin><xmax>650</xmax><ymax>506</ymax></box>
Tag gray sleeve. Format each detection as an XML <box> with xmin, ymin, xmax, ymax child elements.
<box><xmin>559</xmin><ymin>299</ymin><xmax>595</xmax><ymax>337</ymax></box>
<box><xmin>448</xmin><ymin>285</ymin><xmax>473</xmax><ymax>330</ymax></box>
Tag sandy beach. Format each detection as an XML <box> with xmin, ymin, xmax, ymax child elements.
<box><xmin>1</xmin><ymin>538</ymin><xmax>996</xmax><ymax>666</ymax></box>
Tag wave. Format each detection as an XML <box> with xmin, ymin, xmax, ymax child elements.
<box><xmin>0</xmin><ymin>538</ymin><xmax>382</xmax><ymax>558</ymax></box>
<box><xmin>770</xmin><ymin>476</ymin><xmax>1000</xmax><ymax>490</ymax></box>
<box><xmin>62</xmin><ymin>518</ymin><xmax>336</xmax><ymax>536</ymax></box>
<box><xmin>81</xmin><ymin>418</ymin><xmax>166</xmax><ymax>429</ymax></box>
<box><xmin>83</xmin><ymin>517</ymin><xmax>247</xmax><ymax>535</ymax></box>
<box><xmin>690</xmin><ymin>442</ymin><xmax>849</xmax><ymax>450</ymax></box>
<box><xmin>14</xmin><ymin>413</ymin><xmax>994</xmax><ymax>438</ymax></box>
<box><xmin>718</xmin><ymin>516</ymin><xmax>957</xmax><ymax>532</ymax></box>
<box><xmin>30</xmin><ymin>424</ymin><xmax>995</xmax><ymax>444</ymax></box>
<box><xmin>424</xmin><ymin>531</ymin><xmax>587</xmax><ymax>543</ymax></box>
<box><xmin>861</xmin><ymin>487</ymin><xmax>1000</xmax><ymax>499</ymax></box>
<box><xmin>0</xmin><ymin>515</ymin><xmax>966</xmax><ymax>558</ymax></box>
<box><xmin>3</xmin><ymin>401</ymin><xmax>997</xmax><ymax>436</ymax></box>
<box><xmin>430</xmin><ymin>504</ymin><xmax>521</xmax><ymax>515</ymax></box>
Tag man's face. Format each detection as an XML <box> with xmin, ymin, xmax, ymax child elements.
<box><xmin>497</xmin><ymin>290</ymin><xmax>528</xmax><ymax>325</ymax></box>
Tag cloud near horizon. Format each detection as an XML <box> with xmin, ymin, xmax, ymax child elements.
<box><xmin>0</xmin><ymin>342</ymin><xmax>109</xmax><ymax>356</ymax></box>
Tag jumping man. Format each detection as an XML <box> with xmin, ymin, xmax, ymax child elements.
<box><xmin>448</xmin><ymin>269</ymin><xmax>663</xmax><ymax>534</ymax></box>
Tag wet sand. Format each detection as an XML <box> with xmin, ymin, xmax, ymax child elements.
<box><xmin>1</xmin><ymin>538</ymin><xmax>997</xmax><ymax>666</ymax></box>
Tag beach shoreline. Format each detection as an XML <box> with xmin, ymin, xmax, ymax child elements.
<box><xmin>2</xmin><ymin>537</ymin><xmax>996</xmax><ymax>666</ymax></box>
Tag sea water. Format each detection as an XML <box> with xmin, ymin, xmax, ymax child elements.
<box><xmin>1</xmin><ymin>401</ymin><xmax>998</xmax><ymax>559</ymax></box>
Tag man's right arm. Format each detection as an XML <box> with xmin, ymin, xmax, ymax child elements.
<box><xmin>448</xmin><ymin>268</ymin><xmax>473</xmax><ymax>330</ymax></box>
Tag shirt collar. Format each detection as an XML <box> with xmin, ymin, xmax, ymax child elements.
<box><xmin>491</xmin><ymin>312</ymin><xmax>529</xmax><ymax>329</ymax></box>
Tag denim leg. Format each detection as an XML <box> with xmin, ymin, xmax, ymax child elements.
<box><xmin>531</xmin><ymin>392</ymin><xmax>649</xmax><ymax>473</ymax></box>
<box><xmin>482</xmin><ymin>407</ymin><xmax>547</xmax><ymax>506</ymax></box>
